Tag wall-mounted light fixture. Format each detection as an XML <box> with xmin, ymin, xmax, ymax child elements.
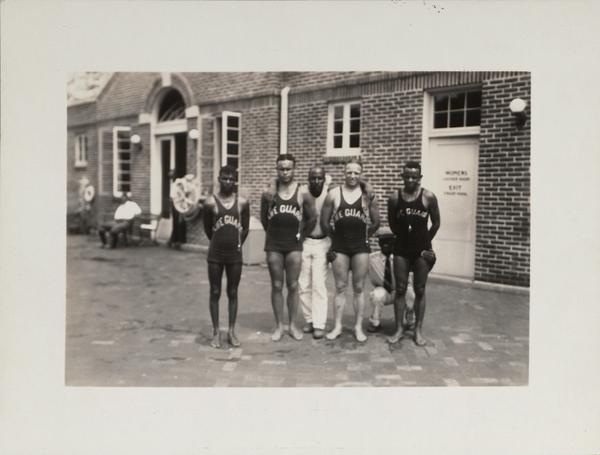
<box><xmin>188</xmin><ymin>128</ymin><xmax>200</xmax><ymax>140</ymax></box>
<box><xmin>509</xmin><ymin>98</ymin><xmax>527</xmax><ymax>129</ymax></box>
<box><xmin>130</xmin><ymin>134</ymin><xmax>142</xmax><ymax>150</ymax></box>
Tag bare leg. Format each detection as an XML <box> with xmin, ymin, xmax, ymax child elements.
<box><xmin>350</xmin><ymin>253</ymin><xmax>369</xmax><ymax>342</ymax></box>
<box><xmin>387</xmin><ymin>256</ymin><xmax>410</xmax><ymax>344</ymax></box>
<box><xmin>326</xmin><ymin>253</ymin><xmax>350</xmax><ymax>340</ymax></box>
<box><xmin>207</xmin><ymin>262</ymin><xmax>225</xmax><ymax>348</ymax></box>
<box><xmin>412</xmin><ymin>257</ymin><xmax>430</xmax><ymax>346</ymax></box>
<box><xmin>284</xmin><ymin>251</ymin><xmax>303</xmax><ymax>340</ymax></box>
<box><xmin>266</xmin><ymin>252</ymin><xmax>285</xmax><ymax>341</ymax></box>
<box><xmin>225</xmin><ymin>262</ymin><xmax>242</xmax><ymax>347</ymax></box>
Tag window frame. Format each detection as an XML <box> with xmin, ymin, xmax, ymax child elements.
<box><xmin>112</xmin><ymin>126</ymin><xmax>132</xmax><ymax>197</ymax></box>
<box><xmin>326</xmin><ymin>100</ymin><xmax>361</xmax><ymax>157</ymax></box>
<box><xmin>219</xmin><ymin>111</ymin><xmax>242</xmax><ymax>184</ymax></box>
<box><xmin>74</xmin><ymin>133</ymin><xmax>88</xmax><ymax>168</ymax></box>
<box><xmin>427</xmin><ymin>86</ymin><xmax>482</xmax><ymax>138</ymax></box>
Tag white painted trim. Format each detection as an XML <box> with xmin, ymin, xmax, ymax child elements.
<box><xmin>138</xmin><ymin>112</ymin><xmax>152</xmax><ymax>124</ymax></box>
<box><xmin>279</xmin><ymin>86</ymin><xmax>290</xmax><ymax>155</ymax></box>
<box><xmin>185</xmin><ymin>106</ymin><xmax>199</xmax><ymax>118</ymax></box>
<box><xmin>221</xmin><ymin>111</ymin><xmax>242</xmax><ymax>185</ymax></box>
<box><xmin>97</xmin><ymin>128</ymin><xmax>103</xmax><ymax>194</ymax></box>
<box><xmin>161</xmin><ymin>72</ymin><xmax>171</xmax><ymax>87</ymax></box>
<box><xmin>112</xmin><ymin>126</ymin><xmax>131</xmax><ymax>197</ymax></box>
<box><xmin>153</xmin><ymin>118</ymin><xmax>187</xmax><ymax>135</ymax></box>
<box><xmin>74</xmin><ymin>134</ymin><xmax>88</xmax><ymax>167</ymax></box>
<box><xmin>326</xmin><ymin>100</ymin><xmax>361</xmax><ymax>157</ymax></box>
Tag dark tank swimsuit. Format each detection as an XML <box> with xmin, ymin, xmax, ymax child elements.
<box><xmin>207</xmin><ymin>195</ymin><xmax>242</xmax><ymax>264</ymax></box>
<box><xmin>393</xmin><ymin>188</ymin><xmax>432</xmax><ymax>262</ymax></box>
<box><xmin>331</xmin><ymin>187</ymin><xmax>370</xmax><ymax>255</ymax></box>
<box><xmin>264</xmin><ymin>183</ymin><xmax>303</xmax><ymax>253</ymax></box>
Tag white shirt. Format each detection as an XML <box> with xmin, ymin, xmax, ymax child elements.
<box><xmin>114</xmin><ymin>200</ymin><xmax>142</xmax><ymax>221</ymax></box>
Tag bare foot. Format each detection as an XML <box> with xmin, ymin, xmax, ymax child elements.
<box><xmin>228</xmin><ymin>331</ymin><xmax>240</xmax><ymax>347</ymax></box>
<box><xmin>413</xmin><ymin>329</ymin><xmax>427</xmax><ymax>346</ymax></box>
<box><xmin>354</xmin><ymin>326</ymin><xmax>367</xmax><ymax>343</ymax></box>
<box><xmin>271</xmin><ymin>326</ymin><xmax>284</xmax><ymax>342</ymax></box>
<box><xmin>288</xmin><ymin>324</ymin><xmax>304</xmax><ymax>341</ymax></box>
<box><xmin>210</xmin><ymin>332</ymin><xmax>221</xmax><ymax>348</ymax></box>
<box><xmin>326</xmin><ymin>325</ymin><xmax>343</xmax><ymax>340</ymax></box>
<box><xmin>386</xmin><ymin>330</ymin><xmax>404</xmax><ymax>344</ymax></box>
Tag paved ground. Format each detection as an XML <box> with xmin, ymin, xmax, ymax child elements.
<box><xmin>66</xmin><ymin>235</ymin><xmax>529</xmax><ymax>387</ymax></box>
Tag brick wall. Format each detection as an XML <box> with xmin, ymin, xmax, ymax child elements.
<box><xmin>475</xmin><ymin>74</ymin><xmax>531</xmax><ymax>286</ymax></box>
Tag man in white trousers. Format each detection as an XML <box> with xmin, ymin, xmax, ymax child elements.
<box><xmin>299</xmin><ymin>166</ymin><xmax>331</xmax><ymax>339</ymax></box>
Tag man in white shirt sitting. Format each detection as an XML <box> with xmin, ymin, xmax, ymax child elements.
<box><xmin>98</xmin><ymin>193</ymin><xmax>142</xmax><ymax>248</ymax></box>
<box><xmin>367</xmin><ymin>228</ymin><xmax>416</xmax><ymax>333</ymax></box>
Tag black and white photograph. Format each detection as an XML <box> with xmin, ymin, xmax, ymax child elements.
<box><xmin>2</xmin><ymin>1</ymin><xmax>600</xmax><ymax>454</ymax></box>
<box><xmin>66</xmin><ymin>70</ymin><xmax>530</xmax><ymax>387</ymax></box>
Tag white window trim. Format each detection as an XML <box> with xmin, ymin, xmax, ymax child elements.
<box><xmin>220</xmin><ymin>111</ymin><xmax>242</xmax><ymax>184</ymax></box>
<box><xmin>427</xmin><ymin>88</ymin><xmax>481</xmax><ymax>137</ymax></box>
<box><xmin>326</xmin><ymin>101</ymin><xmax>361</xmax><ymax>157</ymax></box>
<box><xmin>113</xmin><ymin>126</ymin><xmax>131</xmax><ymax>197</ymax></box>
<box><xmin>74</xmin><ymin>134</ymin><xmax>88</xmax><ymax>168</ymax></box>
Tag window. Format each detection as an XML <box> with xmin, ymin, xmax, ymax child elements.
<box><xmin>74</xmin><ymin>134</ymin><xmax>88</xmax><ymax>167</ymax></box>
<box><xmin>113</xmin><ymin>127</ymin><xmax>132</xmax><ymax>196</ymax></box>
<box><xmin>219</xmin><ymin>111</ymin><xmax>241</xmax><ymax>182</ymax></box>
<box><xmin>158</xmin><ymin>89</ymin><xmax>186</xmax><ymax>122</ymax></box>
<box><xmin>327</xmin><ymin>101</ymin><xmax>361</xmax><ymax>156</ymax></box>
<box><xmin>433</xmin><ymin>89</ymin><xmax>481</xmax><ymax>130</ymax></box>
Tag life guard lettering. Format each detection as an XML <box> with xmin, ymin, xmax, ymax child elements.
<box><xmin>333</xmin><ymin>207</ymin><xmax>368</xmax><ymax>224</ymax></box>
<box><xmin>268</xmin><ymin>204</ymin><xmax>302</xmax><ymax>221</ymax></box>
<box><xmin>213</xmin><ymin>214</ymin><xmax>242</xmax><ymax>233</ymax></box>
<box><xmin>398</xmin><ymin>207</ymin><xmax>428</xmax><ymax>218</ymax></box>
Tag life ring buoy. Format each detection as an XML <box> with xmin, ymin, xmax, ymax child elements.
<box><xmin>172</xmin><ymin>175</ymin><xmax>199</xmax><ymax>217</ymax></box>
<box><xmin>83</xmin><ymin>185</ymin><xmax>95</xmax><ymax>202</ymax></box>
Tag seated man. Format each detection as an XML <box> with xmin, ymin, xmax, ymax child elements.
<box><xmin>367</xmin><ymin>228</ymin><xmax>416</xmax><ymax>333</ymax></box>
<box><xmin>98</xmin><ymin>193</ymin><xmax>142</xmax><ymax>248</ymax></box>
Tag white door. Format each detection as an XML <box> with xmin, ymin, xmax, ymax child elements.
<box><xmin>422</xmin><ymin>137</ymin><xmax>479</xmax><ymax>279</ymax></box>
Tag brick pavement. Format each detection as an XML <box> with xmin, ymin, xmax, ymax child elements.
<box><xmin>66</xmin><ymin>235</ymin><xmax>529</xmax><ymax>387</ymax></box>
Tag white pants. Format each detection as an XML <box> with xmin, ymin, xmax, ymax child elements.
<box><xmin>369</xmin><ymin>276</ymin><xmax>415</xmax><ymax>327</ymax></box>
<box><xmin>299</xmin><ymin>237</ymin><xmax>331</xmax><ymax>330</ymax></box>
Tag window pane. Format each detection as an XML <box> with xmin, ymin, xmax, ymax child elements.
<box><xmin>117</xmin><ymin>131</ymin><xmax>130</xmax><ymax>140</ymax></box>
<box><xmin>466</xmin><ymin>109</ymin><xmax>481</xmax><ymax>126</ymax></box>
<box><xmin>227</xmin><ymin>143</ymin><xmax>238</xmax><ymax>156</ymax></box>
<box><xmin>120</xmin><ymin>173</ymin><xmax>131</xmax><ymax>182</ymax></box>
<box><xmin>227</xmin><ymin>129</ymin><xmax>239</xmax><ymax>142</ymax></box>
<box><xmin>467</xmin><ymin>91</ymin><xmax>482</xmax><ymax>108</ymax></box>
<box><xmin>434</xmin><ymin>112</ymin><xmax>447</xmax><ymax>128</ymax></box>
<box><xmin>334</xmin><ymin>105</ymin><xmax>343</xmax><ymax>119</ymax></box>
<box><xmin>227</xmin><ymin>116</ymin><xmax>239</xmax><ymax>128</ymax></box>
<box><xmin>119</xmin><ymin>152</ymin><xmax>131</xmax><ymax>161</ymax></box>
<box><xmin>349</xmin><ymin>134</ymin><xmax>360</xmax><ymax>148</ymax></box>
<box><xmin>450</xmin><ymin>111</ymin><xmax>464</xmax><ymax>128</ymax></box>
<box><xmin>334</xmin><ymin>120</ymin><xmax>343</xmax><ymax>134</ymax></box>
<box><xmin>434</xmin><ymin>95</ymin><xmax>448</xmax><ymax>112</ymax></box>
<box><xmin>227</xmin><ymin>157</ymin><xmax>239</xmax><ymax>170</ymax></box>
<box><xmin>350</xmin><ymin>119</ymin><xmax>360</xmax><ymax>133</ymax></box>
<box><xmin>333</xmin><ymin>135</ymin><xmax>343</xmax><ymax>148</ymax></box>
<box><xmin>120</xmin><ymin>163</ymin><xmax>131</xmax><ymax>171</ymax></box>
<box><xmin>119</xmin><ymin>141</ymin><xmax>130</xmax><ymax>151</ymax></box>
<box><xmin>350</xmin><ymin>104</ymin><xmax>360</xmax><ymax>118</ymax></box>
<box><xmin>450</xmin><ymin>93</ymin><xmax>465</xmax><ymax>110</ymax></box>
<box><xmin>121</xmin><ymin>183</ymin><xmax>131</xmax><ymax>192</ymax></box>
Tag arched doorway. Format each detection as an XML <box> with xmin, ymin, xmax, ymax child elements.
<box><xmin>151</xmin><ymin>87</ymin><xmax>188</xmax><ymax>242</ymax></box>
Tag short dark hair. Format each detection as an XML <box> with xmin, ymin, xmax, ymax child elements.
<box><xmin>345</xmin><ymin>157</ymin><xmax>363</xmax><ymax>170</ymax></box>
<box><xmin>403</xmin><ymin>161</ymin><xmax>421</xmax><ymax>173</ymax></box>
<box><xmin>219</xmin><ymin>165</ymin><xmax>236</xmax><ymax>177</ymax></box>
<box><xmin>276</xmin><ymin>154</ymin><xmax>296</xmax><ymax>165</ymax></box>
<box><xmin>308</xmin><ymin>165</ymin><xmax>325</xmax><ymax>176</ymax></box>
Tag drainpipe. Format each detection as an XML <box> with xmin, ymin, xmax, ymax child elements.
<box><xmin>280</xmin><ymin>86</ymin><xmax>290</xmax><ymax>155</ymax></box>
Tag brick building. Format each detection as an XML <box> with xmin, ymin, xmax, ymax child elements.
<box><xmin>67</xmin><ymin>71</ymin><xmax>530</xmax><ymax>286</ymax></box>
